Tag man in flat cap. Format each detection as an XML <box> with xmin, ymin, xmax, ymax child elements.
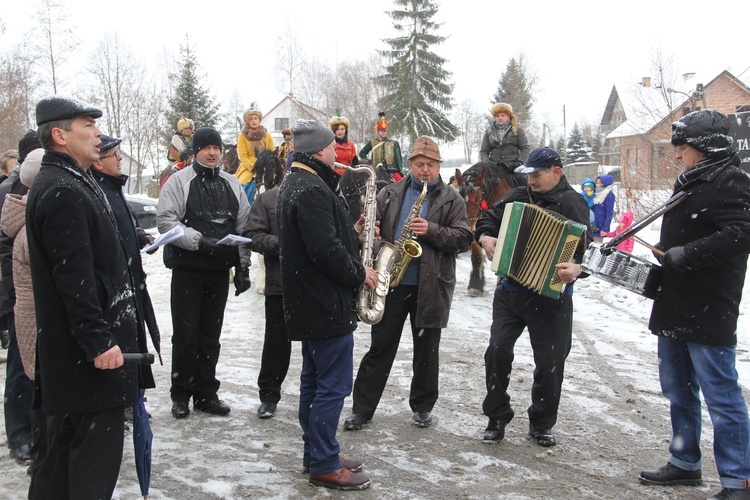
<box><xmin>26</xmin><ymin>95</ymin><xmax>147</xmax><ymax>499</ymax></box>
<box><xmin>157</xmin><ymin>126</ymin><xmax>252</xmax><ymax>420</ymax></box>
<box><xmin>474</xmin><ymin>146</ymin><xmax>590</xmax><ymax>448</ymax></box>
<box><xmin>277</xmin><ymin>118</ymin><xmax>377</xmax><ymax>491</ymax></box>
<box><xmin>345</xmin><ymin>135</ymin><xmax>472</xmax><ymax>432</ymax></box>
<box><xmin>91</xmin><ymin>135</ymin><xmax>158</xmax><ymax>420</ymax></box>
<box><xmin>639</xmin><ymin>110</ymin><xmax>750</xmax><ymax>498</ymax></box>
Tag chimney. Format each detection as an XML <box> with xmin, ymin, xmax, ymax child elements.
<box><xmin>641</xmin><ymin>77</ymin><xmax>651</xmax><ymax>87</ymax></box>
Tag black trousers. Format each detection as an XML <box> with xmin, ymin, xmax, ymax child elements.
<box><xmin>483</xmin><ymin>285</ymin><xmax>573</xmax><ymax>429</ymax></box>
<box><xmin>170</xmin><ymin>268</ymin><xmax>229</xmax><ymax>403</ymax></box>
<box><xmin>257</xmin><ymin>295</ymin><xmax>291</xmax><ymax>403</ymax></box>
<box><xmin>352</xmin><ymin>285</ymin><xmax>441</xmax><ymax>419</ymax></box>
<box><xmin>30</xmin><ymin>407</ymin><xmax>124</xmax><ymax>500</ymax></box>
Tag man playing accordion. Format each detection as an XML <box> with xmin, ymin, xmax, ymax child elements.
<box><xmin>475</xmin><ymin>146</ymin><xmax>591</xmax><ymax>447</ymax></box>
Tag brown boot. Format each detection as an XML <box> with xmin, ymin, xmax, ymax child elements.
<box><xmin>309</xmin><ymin>466</ymin><xmax>371</xmax><ymax>491</ymax></box>
<box><xmin>303</xmin><ymin>456</ymin><xmax>363</xmax><ymax>474</ymax></box>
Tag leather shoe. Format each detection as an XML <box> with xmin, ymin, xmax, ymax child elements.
<box><xmin>171</xmin><ymin>401</ymin><xmax>190</xmax><ymax>419</ymax></box>
<box><xmin>708</xmin><ymin>487</ymin><xmax>750</xmax><ymax>498</ymax></box>
<box><xmin>639</xmin><ymin>462</ymin><xmax>702</xmax><ymax>486</ymax></box>
<box><xmin>194</xmin><ymin>399</ymin><xmax>231</xmax><ymax>416</ymax></box>
<box><xmin>257</xmin><ymin>402</ymin><xmax>277</xmax><ymax>419</ymax></box>
<box><xmin>483</xmin><ymin>419</ymin><xmax>508</xmax><ymax>443</ymax></box>
<box><xmin>303</xmin><ymin>456</ymin><xmax>363</xmax><ymax>474</ymax></box>
<box><xmin>412</xmin><ymin>411</ymin><xmax>433</xmax><ymax>428</ymax></box>
<box><xmin>309</xmin><ymin>466</ymin><xmax>371</xmax><ymax>491</ymax></box>
<box><xmin>529</xmin><ymin>425</ymin><xmax>556</xmax><ymax>447</ymax></box>
<box><xmin>343</xmin><ymin>413</ymin><xmax>369</xmax><ymax>431</ymax></box>
<box><xmin>10</xmin><ymin>444</ymin><xmax>31</xmax><ymax>465</ymax></box>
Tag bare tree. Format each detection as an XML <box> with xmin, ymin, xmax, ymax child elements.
<box><xmin>32</xmin><ymin>0</ymin><xmax>79</xmax><ymax>94</ymax></box>
<box><xmin>275</xmin><ymin>26</ymin><xmax>305</xmax><ymax>97</ymax></box>
<box><xmin>86</xmin><ymin>34</ymin><xmax>166</xmax><ymax>192</ymax></box>
<box><xmin>453</xmin><ymin>99</ymin><xmax>484</xmax><ymax>164</ymax></box>
<box><xmin>0</xmin><ymin>43</ymin><xmax>39</xmax><ymax>152</ymax></box>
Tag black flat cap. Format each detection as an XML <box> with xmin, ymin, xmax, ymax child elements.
<box><xmin>36</xmin><ymin>95</ymin><xmax>103</xmax><ymax>126</ymax></box>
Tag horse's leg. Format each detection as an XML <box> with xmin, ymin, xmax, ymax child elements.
<box><xmin>467</xmin><ymin>220</ymin><xmax>485</xmax><ymax>296</ymax></box>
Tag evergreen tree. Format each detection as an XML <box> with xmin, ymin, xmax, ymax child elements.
<box><xmin>378</xmin><ymin>0</ymin><xmax>459</xmax><ymax>145</ymax></box>
<box><xmin>566</xmin><ymin>123</ymin><xmax>594</xmax><ymax>163</ymax></box>
<box><xmin>492</xmin><ymin>55</ymin><xmax>536</xmax><ymax>127</ymax></box>
<box><xmin>556</xmin><ymin>136</ymin><xmax>567</xmax><ymax>162</ymax></box>
<box><xmin>165</xmin><ymin>44</ymin><xmax>221</xmax><ymax>137</ymax></box>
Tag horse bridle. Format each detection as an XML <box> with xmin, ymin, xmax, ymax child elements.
<box><xmin>461</xmin><ymin>178</ymin><xmax>489</xmax><ymax>222</ymax></box>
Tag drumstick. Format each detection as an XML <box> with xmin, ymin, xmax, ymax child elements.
<box><xmin>634</xmin><ymin>235</ymin><xmax>663</xmax><ymax>256</ymax></box>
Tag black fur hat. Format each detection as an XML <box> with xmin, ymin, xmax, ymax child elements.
<box><xmin>670</xmin><ymin>109</ymin><xmax>733</xmax><ymax>158</ymax></box>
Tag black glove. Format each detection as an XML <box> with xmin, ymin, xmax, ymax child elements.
<box><xmin>198</xmin><ymin>237</ymin><xmax>223</xmax><ymax>256</ymax></box>
<box><xmin>233</xmin><ymin>266</ymin><xmax>251</xmax><ymax>296</ymax></box>
<box><xmin>662</xmin><ymin>246</ymin><xmax>690</xmax><ymax>271</ymax></box>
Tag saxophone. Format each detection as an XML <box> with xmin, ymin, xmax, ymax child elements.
<box><xmin>389</xmin><ymin>177</ymin><xmax>428</xmax><ymax>288</ymax></box>
<box><xmin>338</xmin><ymin>163</ymin><xmax>399</xmax><ymax>325</ymax></box>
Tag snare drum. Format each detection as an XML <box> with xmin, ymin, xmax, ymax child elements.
<box><xmin>581</xmin><ymin>243</ymin><xmax>662</xmax><ymax>299</ymax></box>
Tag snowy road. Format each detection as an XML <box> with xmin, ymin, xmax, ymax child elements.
<box><xmin>1</xmin><ymin>230</ymin><xmax>748</xmax><ymax>498</ymax></box>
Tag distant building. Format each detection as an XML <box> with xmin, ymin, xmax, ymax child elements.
<box><xmin>261</xmin><ymin>95</ymin><xmax>329</xmax><ymax>144</ymax></box>
<box><xmin>599</xmin><ymin>70</ymin><xmax>750</xmax><ymax>189</ymax></box>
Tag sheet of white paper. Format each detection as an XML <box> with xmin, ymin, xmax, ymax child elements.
<box><xmin>141</xmin><ymin>226</ymin><xmax>184</xmax><ymax>253</ymax></box>
<box><xmin>217</xmin><ymin>234</ymin><xmax>252</xmax><ymax>246</ymax></box>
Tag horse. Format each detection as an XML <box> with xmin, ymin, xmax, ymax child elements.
<box><xmin>222</xmin><ymin>143</ymin><xmax>239</xmax><ymax>175</ymax></box>
<box><xmin>253</xmin><ymin>148</ymin><xmax>284</xmax><ymax>197</ymax></box>
<box><xmin>455</xmin><ymin>161</ymin><xmax>514</xmax><ymax>296</ymax></box>
<box><xmin>339</xmin><ymin>161</ymin><xmax>392</xmax><ymax>223</ymax></box>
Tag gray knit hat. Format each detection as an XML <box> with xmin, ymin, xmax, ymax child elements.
<box><xmin>292</xmin><ymin>119</ymin><xmax>335</xmax><ymax>154</ymax></box>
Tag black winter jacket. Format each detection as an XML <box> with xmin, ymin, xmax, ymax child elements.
<box><xmin>649</xmin><ymin>154</ymin><xmax>750</xmax><ymax>346</ymax></box>
<box><xmin>247</xmin><ymin>187</ymin><xmax>281</xmax><ymax>296</ymax></box>
<box><xmin>277</xmin><ymin>157</ymin><xmax>365</xmax><ymax>340</ymax></box>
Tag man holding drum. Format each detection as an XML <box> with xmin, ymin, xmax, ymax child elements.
<box><xmin>639</xmin><ymin>110</ymin><xmax>750</xmax><ymax>499</ymax></box>
<box><xmin>475</xmin><ymin>147</ymin><xmax>591</xmax><ymax>447</ymax></box>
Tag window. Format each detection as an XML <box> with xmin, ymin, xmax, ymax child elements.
<box><xmin>274</xmin><ymin>118</ymin><xmax>289</xmax><ymax>131</ymax></box>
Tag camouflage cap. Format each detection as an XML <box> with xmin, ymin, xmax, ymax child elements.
<box><xmin>408</xmin><ymin>136</ymin><xmax>442</xmax><ymax>162</ymax></box>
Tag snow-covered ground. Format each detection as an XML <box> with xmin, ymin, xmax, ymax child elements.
<box><xmin>0</xmin><ymin>202</ymin><xmax>748</xmax><ymax>499</ymax></box>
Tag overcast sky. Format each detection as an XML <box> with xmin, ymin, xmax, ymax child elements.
<box><xmin>2</xmin><ymin>0</ymin><xmax>748</xmax><ymax>145</ymax></box>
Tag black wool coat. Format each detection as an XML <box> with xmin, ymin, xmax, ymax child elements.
<box><xmin>26</xmin><ymin>151</ymin><xmax>140</xmax><ymax>416</ymax></box>
<box><xmin>277</xmin><ymin>159</ymin><xmax>365</xmax><ymax>341</ymax></box>
<box><xmin>649</xmin><ymin>155</ymin><xmax>750</xmax><ymax>346</ymax></box>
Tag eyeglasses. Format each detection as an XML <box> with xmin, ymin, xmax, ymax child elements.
<box><xmin>100</xmin><ymin>150</ymin><xmax>122</xmax><ymax>160</ymax></box>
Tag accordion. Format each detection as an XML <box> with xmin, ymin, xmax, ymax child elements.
<box><xmin>491</xmin><ymin>202</ymin><xmax>587</xmax><ymax>299</ymax></box>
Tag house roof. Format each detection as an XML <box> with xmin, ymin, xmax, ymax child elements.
<box><xmin>264</xmin><ymin>95</ymin><xmax>329</xmax><ymax>125</ymax></box>
<box><xmin>605</xmin><ymin>69</ymin><xmax>750</xmax><ymax>140</ymax></box>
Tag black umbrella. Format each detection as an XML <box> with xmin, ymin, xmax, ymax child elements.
<box><xmin>123</xmin><ymin>355</ymin><xmax>155</xmax><ymax>499</ymax></box>
<box><xmin>133</xmin><ymin>388</ymin><xmax>152</xmax><ymax>498</ymax></box>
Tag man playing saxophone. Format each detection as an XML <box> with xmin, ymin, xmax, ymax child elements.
<box><xmin>344</xmin><ymin>136</ymin><xmax>473</xmax><ymax>430</ymax></box>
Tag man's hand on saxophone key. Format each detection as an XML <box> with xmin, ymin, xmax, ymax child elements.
<box><xmin>410</xmin><ymin>217</ymin><xmax>429</xmax><ymax>236</ymax></box>
<box><xmin>363</xmin><ymin>266</ymin><xmax>378</xmax><ymax>289</ymax></box>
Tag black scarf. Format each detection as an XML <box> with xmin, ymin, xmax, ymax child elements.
<box><xmin>673</xmin><ymin>154</ymin><xmax>731</xmax><ymax>192</ymax></box>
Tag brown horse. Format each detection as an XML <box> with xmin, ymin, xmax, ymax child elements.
<box><xmin>455</xmin><ymin>161</ymin><xmax>514</xmax><ymax>296</ymax></box>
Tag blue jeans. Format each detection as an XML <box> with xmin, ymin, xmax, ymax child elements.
<box><xmin>658</xmin><ymin>336</ymin><xmax>750</xmax><ymax>489</ymax></box>
<box><xmin>299</xmin><ymin>334</ymin><xmax>353</xmax><ymax>475</ymax></box>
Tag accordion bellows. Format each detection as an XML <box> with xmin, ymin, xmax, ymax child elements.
<box><xmin>492</xmin><ymin>202</ymin><xmax>586</xmax><ymax>299</ymax></box>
